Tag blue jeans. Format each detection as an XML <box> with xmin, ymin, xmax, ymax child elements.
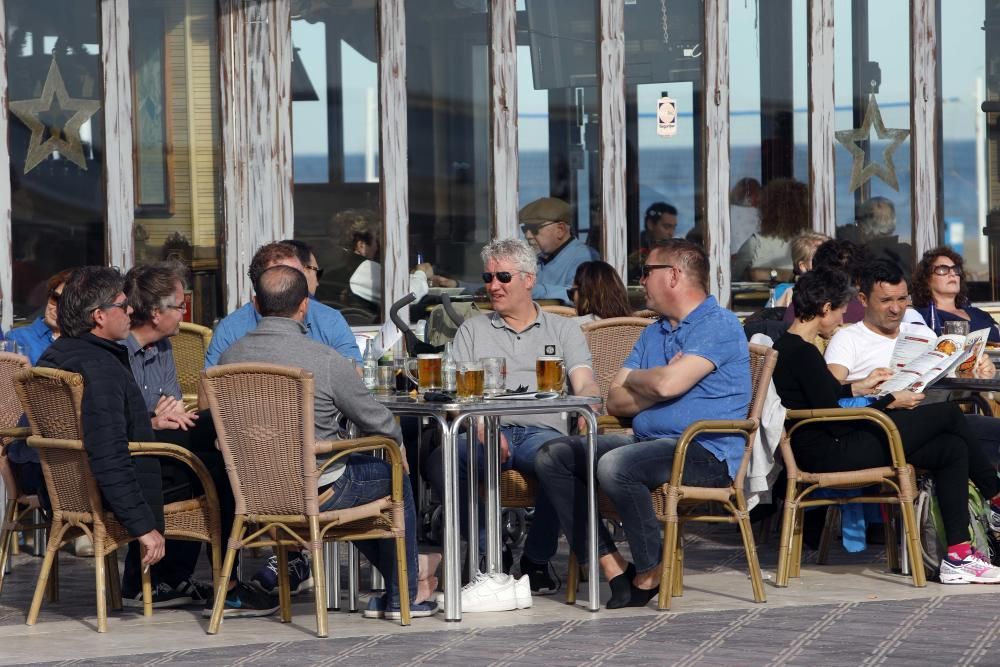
<box><xmin>321</xmin><ymin>454</ymin><xmax>417</xmax><ymax>606</ymax></box>
<box><xmin>536</xmin><ymin>434</ymin><xmax>730</xmax><ymax>573</ymax></box>
<box><xmin>423</xmin><ymin>425</ymin><xmax>562</xmax><ymax>563</ymax></box>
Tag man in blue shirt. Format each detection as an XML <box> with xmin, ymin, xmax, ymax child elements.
<box><xmin>535</xmin><ymin>239</ymin><xmax>750</xmax><ymax>609</ymax></box>
<box><xmin>204</xmin><ymin>242</ymin><xmax>361</xmax><ymax>367</ymax></box>
<box><xmin>518</xmin><ymin>197</ymin><xmax>599</xmax><ymax>305</ymax></box>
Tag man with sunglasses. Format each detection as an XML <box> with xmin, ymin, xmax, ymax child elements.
<box><xmin>518</xmin><ymin>197</ymin><xmax>599</xmax><ymax>305</ymax></box>
<box><xmin>536</xmin><ymin>239</ymin><xmax>751</xmax><ymax>608</ymax></box>
<box><xmin>423</xmin><ymin>238</ymin><xmax>601</xmax><ymax>609</ymax></box>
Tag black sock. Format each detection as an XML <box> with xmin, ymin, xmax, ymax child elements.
<box><xmin>626</xmin><ymin>582</ymin><xmax>659</xmax><ymax>607</ymax></box>
<box><xmin>606</xmin><ymin>562</ymin><xmax>636</xmax><ymax>609</ymax></box>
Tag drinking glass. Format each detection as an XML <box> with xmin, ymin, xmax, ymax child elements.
<box><xmin>1</xmin><ymin>340</ymin><xmax>18</xmax><ymax>354</ymax></box>
<box><xmin>480</xmin><ymin>356</ymin><xmax>507</xmax><ymax>396</ymax></box>
<box><xmin>376</xmin><ymin>364</ymin><xmax>395</xmax><ymax>393</ymax></box>
<box><xmin>943</xmin><ymin>320</ymin><xmax>970</xmax><ymax>336</ymax></box>
<box><xmin>536</xmin><ymin>356</ymin><xmax>566</xmax><ymax>394</ymax></box>
<box><xmin>456</xmin><ymin>361</ymin><xmax>484</xmax><ymax>402</ymax></box>
<box><xmin>406</xmin><ymin>353</ymin><xmax>443</xmax><ymax>391</ymax></box>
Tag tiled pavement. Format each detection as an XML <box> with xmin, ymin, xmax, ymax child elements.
<box><xmin>4</xmin><ymin>522</ymin><xmax>1000</xmax><ymax>665</ymax></box>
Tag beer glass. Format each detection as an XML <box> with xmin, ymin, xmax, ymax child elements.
<box><xmin>405</xmin><ymin>353</ymin><xmax>443</xmax><ymax>392</ymax></box>
<box><xmin>456</xmin><ymin>361</ymin><xmax>485</xmax><ymax>402</ymax></box>
<box><xmin>480</xmin><ymin>356</ymin><xmax>507</xmax><ymax>396</ymax></box>
<box><xmin>536</xmin><ymin>356</ymin><xmax>566</xmax><ymax>394</ymax></box>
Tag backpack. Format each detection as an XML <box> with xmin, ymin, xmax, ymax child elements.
<box><xmin>914</xmin><ymin>476</ymin><xmax>997</xmax><ymax>581</ymax></box>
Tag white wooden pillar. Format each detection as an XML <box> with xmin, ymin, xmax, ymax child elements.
<box><xmin>808</xmin><ymin>0</ymin><xmax>836</xmax><ymax>238</ymax></box>
<box><xmin>219</xmin><ymin>0</ymin><xmax>294</xmax><ymax>312</ymax></box>
<box><xmin>704</xmin><ymin>0</ymin><xmax>731</xmax><ymax>302</ymax></box>
<box><xmin>910</xmin><ymin>0</ymin><xmax>939</xmax><ymax>256</ymax></box>
<box><xmin>490</xmin><ymin>0</ymin><xmax>519</xmax><ymax>241</ymax></box>
<box><xmin>599</xmin><ymin>0</ymin><xmax>626</xmax><ymax>279</ymax></box>
<box><xmin>378</xmin><ymin>0</ymin><xmax>409</xmax><ymax>324</ymax></box>
<box><xmin>0</xmin><ymin>2</ymin><xmax>11</xmax><ymax>331</ymax></box>
<box><xmin>102</xmin><ymin>0</ymin><xmax>135</xmax><ymax>271</ymax></box>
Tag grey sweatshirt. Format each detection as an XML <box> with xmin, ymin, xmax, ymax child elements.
<box><xmin>219</xmin><ymin>316</ymin><xmax>403</xmax><ymax>485</ymax></box>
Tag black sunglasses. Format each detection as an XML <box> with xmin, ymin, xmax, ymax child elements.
<box><xmin>304</xmin><ymin>264</ymin><xmax>325</xmax><ymax>279</ymax></box>
<box><xmin>96</xmin><ymin>299</ymin><xmax>129</xmax><ymax>312</ymax></box>
<box><xmin>640</xmin><ymin>264</ymin><xmax>674</xmax><ymax>278</ymax></box>
<box><xmin>482</xmin><ymin>271</ymin><xmax>517</xmax><ymax>284</ymax></box>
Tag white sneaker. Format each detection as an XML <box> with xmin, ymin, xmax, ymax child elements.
<box><xmin>513</xmin><ymin>574</ymin><xmax>532</xmax><ymax>609</ymax></box>
<box><xmin>939</xmin><ymin>549</ymin><xmax>1000</xmax><ymax>584</ymax></box>
<box><xmin>460</xmin><ymin>573</ymin><xmax>519</xmax><ymax>613</ymax></box>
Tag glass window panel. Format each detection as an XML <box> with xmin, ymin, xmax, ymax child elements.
<box><xmin>129</xmin><ymin>0</ymin><xmax>224</xmax><ymax>326</ymax></box>
<box><xmin>727</xmin><ymin>0</ymin><xmax>809</xmax><ymax>301</ymax></box>
<box><xmin>626</xmin><ymin>0</ymin><xmax>705</xmax><ymax>293</ymax></box>
<box><xmin>406</xmin><ymin>0</ymin><xmax>490</xmax><ymax>318</ymax></box>
<box><xmin>940</xmin><ymin>3</ymin><xmax>987</xmax><ymax>285</ymax></box>
<box><xmin>292</xmin><ymin>0</ymin><xmax>384</xmax><ymax>326</ymax></box>
<box><xmin>833</xmin><ymin>0</ymin><xmax>912</xmax><ymax>273</ymax></box>
<box><xmin>7</xmin><ymin>0</ymin><xmax>105</xmax><ymax>321</ymax></box>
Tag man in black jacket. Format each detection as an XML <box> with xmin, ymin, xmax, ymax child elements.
<box><xmin>38</xmin><ymin>267</ymin><xmax>276</xmax><ymax>617</ymax></box>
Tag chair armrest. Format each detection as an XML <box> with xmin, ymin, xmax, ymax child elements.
<box><xmin>315</xmin><ymin>436</ymin><xmax>407</xmax><ymax>502</ymax></box>
<box><xmin>785</xmin><ymin>407</ymin><xmax>906</xmax><ymax>468</ymax></box>
<box><xmin>128</xmin><ymin>441</ymin><xmax>222</xmax><ymax>514</ymax></box>
<box><xmin>668</xmin><ymin>418</ymin><xmax>758</xmax><ymax>486</ymax></box>
<box><xmin>0</xmin><ymin>426</ymin><xmax>31</xmax><ymax>442</ymax></box>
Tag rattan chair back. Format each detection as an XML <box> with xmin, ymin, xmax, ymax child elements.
<box><xmin>201</xmin><ymin>363</ymin><xmax>316</xmax><ymax>517</ymax></box>
<box><xmin>581</xmin><ymin>317</ymin><xmax>652</xmax><ymax>402</ymax></box>
<box><xmin>540</xmin><ymin>305</ymin><xmax>578</xmax><ymax>318</ymax></box>
<box><xmin>631</xmin><ymin>309</ymin><xmax>659</xmax><ymax>319</ymax></box>
<box><xmin>0</xmin><ymin>353</ymin><xmax>30</xmax><ymax>495</ymax></box>
<box><xmin>173</xmin><ymin>323</ymin><xmax>212</xmax><ymax>405</ymax></box>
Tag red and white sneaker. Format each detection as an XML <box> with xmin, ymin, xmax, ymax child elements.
<box><xmin>939</xmin><ymin>550</ymin><xmax>1000</xmax><ymax>584</ymax></box>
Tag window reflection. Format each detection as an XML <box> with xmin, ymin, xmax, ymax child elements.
<box><xmin>129</xmin><ymin>0</ymin><xmax>224</xmax><ymax>326</ymax></box>
<box><xmin>6</xmin><ymin>0</ymin><xmax>105</xmax><ymax>321</ymax></box>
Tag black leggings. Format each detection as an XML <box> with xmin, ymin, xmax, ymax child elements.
<box><xmin>793</xmin><ymin>402</ymin><xmax>999</xmax><ymax>547</ymax></box>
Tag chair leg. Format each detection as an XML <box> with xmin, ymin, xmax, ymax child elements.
<box><xmin>47</xmin><ymin>549</ymin><xmax>59</xmax><ymax>602</ymax></box>
<box><xmin>789</xmin><ymin>508</ymin><xmax>805</xmax><ymax>579</ymax></box>
<box><xmin>565</xmin><ymin>551</ymin><xmax>578</xmax><ymax>605</ymax></box>
<box><xmin>883</xmin><ymin>507</ymin><xmax>900</xmax><ymax>572</ymax></box>
<box><xmin>207</xmin><ymin>516</ymin><xmax>245</xmax><ymax>635</ymax></box>
<box><xmin>95</xmin><ymin>543</ymin><xmax>108</xmax><ymax>633</ymax></box>
<box><xmin>898</xmin><ymin>499</ymin><xmax>927</xmax><ymax>587</ymax></box>
<box><xmin>817</xmin><ymin>507</ymin><xmax>838</xmax><ymax>565</ymax></box>
<box><xmin>26</xmin><ymin>522</ymin><xmax>67</xmax><ymax>626</ymax></box>
<box><xmin>658</xmin><ymin>518</ymin><xmax>678</xmax><ymax>611</ymax></box>
<box><xmin>308</xmin><ymin>518</ymin><xmax>329</xmax><ymax>637</ymax></box>
<box><xmin>140</xmin><ymin>545</ymin><xmax>153</xmax><ymax>618</ymax></box>
<box><xmin>106</xmin><ymin>551</ymin><xmax>122</xmax><ymax>610</ymax></box>
<box><xmin>775</xmin><ymin>497</ymin><xmax>798</xmax><ymax>587</ymax></box>
<box><xmin>736</xmin><ymin>507</ymin><xmax>767</xmax><ymax>603</ymax></box>
<box><xmin>276</xmin><ymin>544</ymin><xmax>292</xmax><ymax>623</ymax></box>
<box><xmin>673</xmin><ymin>532</ymin><xmax>684</xmax><ymax>597</ymax></box>
<box><xmin>392</xmin><ymin>534</ymin><xmax>410</xmax><ymax>626</ymax></box>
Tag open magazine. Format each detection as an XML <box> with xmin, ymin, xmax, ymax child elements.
<box><xmin>877</xmin><ymin>327</ymin><xmax>991</xmax><ymax>395</ymax></box>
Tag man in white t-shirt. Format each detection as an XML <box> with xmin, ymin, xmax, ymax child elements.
<box><xmin>825</xmin><ymin>259</ymin><xmax>1000</xmax><ymax>460</ymax></box>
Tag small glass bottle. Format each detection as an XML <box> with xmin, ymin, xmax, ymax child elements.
<box><xmin>362</xmin><ymin>338</ymin><xmax>378</xmax><ymax>390</ymax></box>
<box><xmin>442</xmin><ymin>341</ymin><xmax>457</xmax><ymax>392</ymax></box>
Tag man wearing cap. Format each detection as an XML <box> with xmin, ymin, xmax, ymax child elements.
<box><xmin>518</xmin><ymin>197</ymin><xmax>599</xmax><ymax>305</ymax></box>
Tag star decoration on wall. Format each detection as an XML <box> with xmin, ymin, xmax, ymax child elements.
<box><xmin>835</xmin><ymin>93</ymin><xmax>909</xmax><ymax>193</ymax></box>
<box><xmin>9</xmin><ymin>57</ymin><xmax>102</xmax><ymax>174</ymax></box>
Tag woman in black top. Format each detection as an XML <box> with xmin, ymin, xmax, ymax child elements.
<box><xmin>772</xmin><ymin>267</ymin><xmax>1000</xmax><ymax>584</ymax></box>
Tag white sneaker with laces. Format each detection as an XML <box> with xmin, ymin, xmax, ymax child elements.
<box><xmin>939</xmin><ymin>549</ymin><xmax>1000</xmax><ymax>584</ymax></box>
<box><xmin>460</xmin><ymin>573</ymin><xmax>518</xmax><ymax>613</ymax></box>
<box><xmin>513</xmin><ymin>574</ymin><xmax>532</xmax><ymax>609</ymax></box>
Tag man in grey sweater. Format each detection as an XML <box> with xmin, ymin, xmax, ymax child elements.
<box><xmin>219</xmin><ymin>265</ymin><xmax>436</xmax><ymax>619</ymax></box>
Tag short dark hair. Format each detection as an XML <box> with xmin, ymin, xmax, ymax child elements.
<box><xmin>58</xmin><ymin>266</ymin><xmax>125</xmax><ymax>338</ymax></box>
<box><xmin>255</xmin><ymin>265</ymin><xmax>309</xmax><ymax>318</ymax></box>
<box><xmin>791</xmin><ymin>268</ymin><xmax>854</xmax><ymax>321</ymax></box>
<box><xmin>281</xmin><ymin>239</ymin><xmax>314</xmax><ymax>267</ymax></box>
<box><xmin>124</xmin><ymin>261</ymin><xmax>188</xmax><ymax>326</ymax></box>
<box><xmin>650</xmin><ymin>238</ymin><xmax>709</xmax><ymax>293</ymax></box>
<box><xmin>812</xmin><ymin>239</ymin><xmax>871</xmax><ymax>284</ymax></box>
<box><xmin>248</xmin><ymin>242</ymin><xmax>300</xmax><ymax>286</ymax></box>
<box><xmin>858</xmin><ymin>259</ymin><xmax>906</xmax><ymax>298</ymax></box>
<box><xmin>911</xmin><ymin>245</ymin><xmax>968</xmax><ymax>308</ymax></box>
<box><xmin>644</xmin><ymin>201</ymin><xmax>677</xmax><ymax>220</ymax></box>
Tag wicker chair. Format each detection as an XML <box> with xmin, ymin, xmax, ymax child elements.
<box><xmin>172</xmin><ymin>322</ymin><xmax>212</xmax><ymax>407</ymax></box>
<box><xmin>13</xmin><ymin>367</ymin><xmax>223</xmax><ymax>632</ymax></box>
<box><xmin>631</xmin><ymin>309</ymin><xmax>659</xmax><ymax>319</ymax></box>
<box><xmin>567</xmin><ymin>343</ymin><xmax>776</xmax><ymax>609</ymax></box>
<box><xmin>540</xmin><ymin>305</ymin><xmax>578</xmax><ymax>318</ymax></box>
<box><xmin>776</xmin><ymin>407</ymin><xmax>925</xmax><ymax>588</ymax></box>
<box><xmin>201</xmin><ymin>363</ymin><xmax>410</xmax><ymax>636</ymax></box>
<box><xmin>0</xmin><ymin>352</ymin><xmax>37</xmax><ymax>595</ymax></box>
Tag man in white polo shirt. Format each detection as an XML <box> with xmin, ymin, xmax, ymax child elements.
<box><xmin>424</xmin><ymin>238</ymin><xmax>601</xmax><ymax>609</ymax></box>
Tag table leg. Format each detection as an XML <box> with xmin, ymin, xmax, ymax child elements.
<box><xmin>584</xmin><ymin>410</ymin><xmax>600</xmax><ymax>612</ymax></box>
<box><xmin>484</xmin><ymin>415</ymin><xmax>501</xmax><ymax>574</ymax></box>
<box><xmin>441</xmin><ymin>416</ymin><xmax>462</xmax><ymax>621</ymax></box>
<box><xmin>466</xmin><ymin>418</ymin><xmax>479</xmax><ymax>579</ymax></box>
<box><xmin>325</xmin><ymin>541</ymin><xmax>341</xmax><ymax>610</ymax></box>
<box><xmin>347</xmin><ymin>543</ymin><xmax>359</xmax><ymax>612</ymax></box>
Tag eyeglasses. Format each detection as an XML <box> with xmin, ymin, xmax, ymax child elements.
<box><xmin>304</xmin><ymin>264</ymin><xmax>325</xmax><ymax>279</ymax></box>
<box><xmin>482</xmin><ymin>271</ymin><xmax>523</xmax><ymax>284</ymax></box>
<box><xmin>164</xmin><ymin>303</ymin><xmax>187</xmax><ymax>314</ymax></box>
<box><xmin>640</xmin><ymin>264</ymin><xmax>675</xmax><ymax>279</ymax></box>
<box><xmin>519</xmin><ymin>221</ymin><xmax>558</xmax><ymax>236</ymax></box>
<box><xmin>931</xmin><ymin>264</ymin><xmax>963</xmax><ymax>277</ymax></box>
<box><xmin>97</xmin><ymin>299</ymin><xmax>129</xmax><ymax>312</ymax></box>
<box><xmin>48</xmin><ymin>289</ymin><xmax>62</xmax><ymax>305</ymax></box>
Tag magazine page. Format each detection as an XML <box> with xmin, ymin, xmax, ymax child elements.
<box><xmin>953</xmin><ymin>327</ymin><xmax>991</xmax><ymax>377</ymax></box>
<box><xmin>878</xmin><ymin>334</ymin><xmax>970</xmax><ymax>394</ymax></box>
<box><xmin>888</xmin><ymin>330</ymin><xmax>936</xmax><ymax>369</ymax></box>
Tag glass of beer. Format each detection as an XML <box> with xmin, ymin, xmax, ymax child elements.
<box><xmin>456</xmin><ymin>361</ymin><xmax>485</xmax><ymax>402</ymax></box>
<box><xmin>480</xmin><ymin>356</ymin><xmax>507</xmax><ymax>397</ymax></box>
<box><xmin>536</xmin><ymin>355</ymin><xmax>566</xmax><ymax>394</ymax></box>
<box><xmin>405</xmin><ymin>353</ymin><xmax>443</xmax><ymax>392</ymax></box>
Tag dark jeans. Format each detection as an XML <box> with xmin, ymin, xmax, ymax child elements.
<box><xmin>536</xmin><ymin>434</ymin><xmax>730</xmax><ymax>574</ymax></box>
<box><xmin>123</xmin><ymin>411</ymin><xmax>233</xmax><ymax>593</ymax></box>
<box><xmin>793</xmin><ymin>402</ymin><xmax>1000</xmax><ymax>547</ymax></box>
<box><xmin>322</xmin><ymin>453</ymin><xmax>418</xmax><ymax>606</ymax></box>
<box><xmin>423</xmin><ymin>424</ymin><xmax>562</xmax><ymax>563</ymax></box>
